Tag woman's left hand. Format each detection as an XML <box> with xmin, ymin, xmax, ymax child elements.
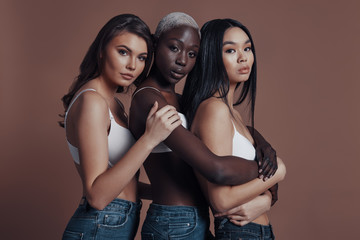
<box><xmin>248</xmin><ymin>126</ymin><xmax>278</xmax><ymax>181</ymax></box>
<box><xmin>214</xmin><ymin>191</ymin><xmax>272</xmax><ymax>226</ymax></box>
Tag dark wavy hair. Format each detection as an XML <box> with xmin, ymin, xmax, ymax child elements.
<box><xmin>59</xmin><ymin>14</ymin><xmax>153</xmax><ymax>127</ymax></box>
<box><xmin>182</xmin><ymin>18</ymin><xmax>257</xmax><ymax>128</ymax></box>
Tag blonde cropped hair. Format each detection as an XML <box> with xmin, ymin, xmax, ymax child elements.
<box><xmin>154</xmin><ymin>12</ymin><xmax>200</xmax><ymax>39</ymax></box>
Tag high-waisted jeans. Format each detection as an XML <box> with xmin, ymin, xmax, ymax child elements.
<box><xmin>141</xmin><ymin>203</ymin><xmax>213</xmax><ymax>240</ymax></box>
<box><xmin>214</xmin><ymin>218</ymin><xmax>275</xmax><ymax>240</ymax></box>
<box><xmin>62</xmin><ymin>197</ymin><xmax>141</xmax><ymax>240</ymax></box>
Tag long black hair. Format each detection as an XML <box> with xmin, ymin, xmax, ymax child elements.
<box><xmin>182</xmin><ymin>18</ymin><xmax>257</xmax><ymax>128</ymax></box>
<box><xmin>59</xmin><ymin>14</ymin><xmax>153</xmax><ymax>127</ymax></box>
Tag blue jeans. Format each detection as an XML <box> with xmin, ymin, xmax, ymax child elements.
<box><xmin>214</xmin><ymin>218</ymin><xmax>275</xmax><ymax>240</ymax></box>
<box><xmin>62</xmin><ymin>197</ymin><xmax>141</xmax><ymax>240</ymax></box>
<box><xmin>141</xmin><ymin>203</ymin><xmax>213</xmax><ymax>240</ymax></box>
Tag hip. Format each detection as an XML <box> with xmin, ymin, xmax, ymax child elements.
<box><xmin>62</xmin><ymin>197</ymin><xmax>141</xmax><ymax>240</ymax></box>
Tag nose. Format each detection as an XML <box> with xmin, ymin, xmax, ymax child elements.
<box><xmin>126</xmin><ymin>57</ymin><xmax>136</xmax><ymax>71</ymax></box>
<box><xmin>237</xmin><ymin>51</ymin><xmax>247</xmax><ymax>63</ymax></box>
<box><xmin>175</xmin><ymin>52</ymin><xmax>187</xmax><ymax>66</ymax></box>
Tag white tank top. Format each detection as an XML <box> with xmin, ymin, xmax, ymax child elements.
<box><xmin>232</xmin><ymin>121</ymin><xmax>256</xmax><ymax>161</ymax></box>
<box><xmin>64</xmin><ymin>89</ymin><xmax>135</xmax><ymax>167</ymax></box>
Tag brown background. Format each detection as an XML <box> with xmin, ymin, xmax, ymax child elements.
<box><xmin>1</xmin><ymin>0</ymin><xmax>359</xmax><ymax>239</ymax></box>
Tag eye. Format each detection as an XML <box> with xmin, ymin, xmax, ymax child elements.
<box><xmin>138</xmin><ymin>55</ymin><xmax>147</xmax><ymax>62</ymax></box>
<box><xmin>188</xmin><ymin>51</ymin><xmax>197</xmax><ymax>58</ymax></box>
<box><xmin>225</xmin><ymin>49</ymin><xmax>235</xmax><ymax>54</ymax></box>
<box><xmin>244</xmin><ymin>47</ymin><xmax>252</xmax><ymax>52</ymax></box>
<box><xmin>169</xmin><ymin>46</ymin><xmax>179</xmax><ymax>52</ymax></box>
<box><xmin>118</xmin><ymin>49</ymin><xmax>128</xmax><ymax>56</ymax></box>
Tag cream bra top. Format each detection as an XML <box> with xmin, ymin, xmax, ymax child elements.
<box><xmin>232</xmin><ymin>121</ymin><xmax>256</xmax><ymax>161</ymax></box>
<box><xmin>64</xmin><ymin>89</ymin><xmax>135</xmax><ymax>167</ymax></box>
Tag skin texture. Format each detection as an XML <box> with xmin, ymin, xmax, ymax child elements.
<box><xmin>65</xmin><ymin>31</ymin><xmax>181</xmax><ymax>210</ymax></box>
<box><xmin>190</xmin><ymin>27</ymin><xmax>286</xmax><ymax>225</ymax></box>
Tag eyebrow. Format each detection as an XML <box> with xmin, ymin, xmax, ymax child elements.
<box><xmin>223</xmin><ymin>39</ymin><xmax>251</xmax><ymax>46</ymax></box>
<box><xmin>168</xmin><ymin>38</ymin><xmax>200</xmax><ymax>49</ymax></box>
<box><xmin>116</xmin><ymin>45</ymin><xmax>148</xmax><ymax>55</ymax></box>
<box><xmin>116</xmin><ymin>45</ymin><xmax>132</xmax><ymax>52</ymax></box>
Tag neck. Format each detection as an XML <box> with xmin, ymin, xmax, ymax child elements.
<box><xmin>213</xmin><ymin>82</ymin><xmax>236</xmax><ymax>111</ymax></box>
<box><xmin>93</xmin><ymin>76</ymin><xmax>118</xmax><ymax>104</ymax></box>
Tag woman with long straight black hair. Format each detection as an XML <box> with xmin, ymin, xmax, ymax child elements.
<box><xmin>182</xmin><ymin>19</ymin><xmax>286</xmax><ymax>239</ymax></box>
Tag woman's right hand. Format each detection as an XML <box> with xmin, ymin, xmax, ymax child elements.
<box><xmin>144</xmin><ymin>101</ymin><xmax>182</xmax><ymax>148</ymax></box>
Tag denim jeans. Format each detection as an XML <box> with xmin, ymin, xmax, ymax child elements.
<box><xmin>214</xmin><ymin>218</ymin><xmax>275</xmax><ymax>240</ymax></box>
<box><xmin>141</xmin><ymin>203</ymin><xmax>213</xmax><ymax>240</ymax></box>
<box><xmin>62</xmin><ymin>197</ymin><xmax>141</xmax><ymax>240</ymax></box>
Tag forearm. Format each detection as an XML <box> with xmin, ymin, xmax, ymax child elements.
<box><xmin>209</xmin><ymin>159</ymin><xmax>285</xmax><ymax>212</ymax></box>
<box><xmin>165</xmin><ymin>126</ymin><xmax>259</xmax><ymax>185</ymax></box>
<box><xmin>85</xmin><ymin>134</ymin><xmax>155</xmax><ymax>210</ymax></box>
<box><xmin>247</xmin><ymin>126</ymin><xmax>270</xmax><ymax>148</ymax></box>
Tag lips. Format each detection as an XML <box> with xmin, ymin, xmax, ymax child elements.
<box><xmin>120</xmin><ymin>73</ymin><xmax>134</xmax><ymax>80</ymax></box>
<box><xmin>170</xmin><ymin>70</ymin><xmax>186</xmax><ymax>79</ymax></box>
<box><xmin>238</xmin><ymin>66</ymin><xmax>250</xmax><ymax>74</ymax></box>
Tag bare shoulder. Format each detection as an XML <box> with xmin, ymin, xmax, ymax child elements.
<box><xmin>192</xmin><ymin>98</ymin><xmax>232</xmax><ymax>136</ymax></box>
<box><xmin>196</xmin><ymin>98</ymin><xmax>231</xmax><ymax>123</ymax></box>
<box><xmin>70</xmin><ymin>90</ymin><xmax>109</xmax><ymax>122</ymax></box>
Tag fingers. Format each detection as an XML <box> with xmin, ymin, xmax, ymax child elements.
<box><xmin>152</xmin><ymin>104</ymin><xmax>182</xmax><ymax>131</ymax></box>
<box><xmin>230</xmin><ymin>219</ymin><xmax>249</xmax><ymax>226</ymax></box>
<box><xmin>153</xmin><ymin>104</ymin><xmax>176</xmax><ymax>116</ymax></box>
<box><xmin>148</xmin><ymin>101</ymin><xmax>159</xmax><ymax>119</ymax></box>
<box><xmin>158</xmin><ymin>107</ymin><xmax>179</xmax><ymax>123</ymax></box>
<box><xmin>259</xmin><ymin>150</ymin><xmax>278</xmax><ymax>181</ymax></box>
<box><xmin>214</xmin><ymin>205</ymin><xmax>243</xmax><ymax>217</ymax></box>
<box><xmin>256</xmin><ymin>148</ymin><xmax>263</xmax><ymax>167</ymax></box>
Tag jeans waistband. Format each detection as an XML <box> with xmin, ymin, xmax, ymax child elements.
<box><xmin>215</xmin><ymin>218</ymin><xmax>274</xmax><ymax>237</ymax></box>
<box><xmin>80</xmin><ymin>197</ymin><xmax>142</xmax><ymax>212</ymax></box>
<box><xmin>147</xmin><ymin>203</ymin><xmax>209</xmax><ymax>216</ymax></box>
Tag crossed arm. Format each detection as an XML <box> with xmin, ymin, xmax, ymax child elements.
<box><xmin>190</xmin><ymin>99</ymin><xmax>286</xmax><ymax>213</ymax></box>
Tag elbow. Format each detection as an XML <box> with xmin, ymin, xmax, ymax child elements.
<box><xmin>86</xmin><ymin>194</ymin><xmax>108</xmax><ymax>211</ymax></box>
<box><xmin>209</xmin><ymin>192</ymin><xmax>231</xmax><ymax>213</ymax></box>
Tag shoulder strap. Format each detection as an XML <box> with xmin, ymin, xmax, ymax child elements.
<box><xmin>64</xmin><ymin>89</ymin><xmax>96</xmax><ymax>127</ymax></box>
<box><xmin>132</xmin><ymin>86</ymin><xmax>161</xmax><ymax>98</ymax></box>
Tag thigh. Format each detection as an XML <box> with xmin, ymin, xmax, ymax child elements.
<box><xmin>62</xmin><ymin>207</ymin><xmax>97</xmax><ymax>240</ymax></box>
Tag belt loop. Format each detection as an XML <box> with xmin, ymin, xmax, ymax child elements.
<box><xmin>79</xmin><ymin>197</ymin><xmax>86</xmax><ymax>206</ymax></box>
<box><xmin>218</xmin><ymin>218</ymin><xmax>228</xmax><ymax>230</ymax></box>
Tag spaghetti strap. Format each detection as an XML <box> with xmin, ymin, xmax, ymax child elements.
<box><xmin>64</xmin><ymin>89</ymin><xmax>96</xmax><ymax>127</ymax></box>
<box><xmin>132</xmin><ymin>86</ymin><xmax>161</xmax><ymax>98</ymax></box>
